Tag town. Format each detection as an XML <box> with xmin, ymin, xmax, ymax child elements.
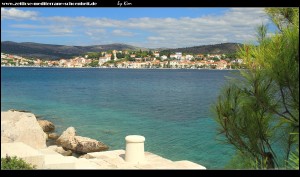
<box><xmin>1</xmin><ymin>50</ymin><xmax>245</xmax><ymax>69</ymax></box>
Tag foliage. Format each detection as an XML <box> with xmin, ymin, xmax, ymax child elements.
<box><xmin>86</xmin><ymin>52</ymin><xmax>101</xmax><ymax>59</ymax></box>
<box><xmin>116</xmin><ymin>52</ymin><xmax>125</xmax><ymax>59</ymax></box>
<box><xmin>265</xmin><ymin>8</ymin><xmax>299</xmax><ymax>32</ymax></box>
<box><xmin>159</xmin><ymin>50</ymin><xmax>172</xmax><ymax>58</ymax></box>
<box><xmin>160</xmin><ymin>43</ymin><xmax>240</xmax><ymax>55</ymax></box>
<box><xmin>212</xmin><ymin>8</ymin><xmax>299</xmax><ymax>169</ymax></box>
<box><xmin>1</xmin><ymin>155</ymin><xmax>35</xmax><ymax>170</ymax></box>
<box><xmin>212</xmin><ymin>57</ymin><xmax>220</xmax><ymax>61</ymax></box>
<box><xmin>286</xmin><ymin>147</ymin><xmax>299</xmax><ymax>169</ymax></box>
<box><xmin>88</xmin><ymin>60</ymin><xmax>99</xmax><ymax>67</ymax></box>
<box><xmin>225</xmin><ymin>150</ymin><xmax>269</xmax><ymax>169</ymax></box>
<box><xmin>224</xmin><ymin>52</ymin><xmax>237</xmax><ymax>59</ymax></box>
<box><xmin>256</xmin><ymin>24</ymin><xmax>268</xmax><ymax>44</ymax></box>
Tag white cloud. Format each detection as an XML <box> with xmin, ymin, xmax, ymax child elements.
<box><xmin>112</xmin><ymin>29</ymin><xmax>134</xmax><ymax>37</ymax></box>
<box><xmin>3</xmin><ymin>8</ymin><xmax>272</xmax><ymax>48</ymax></box>
<box><xmin>49</xmin><ymin>28</ymin><xmax>73</xmax><ymax>34</ymax></box>
<box><xmin>148</xmin><ymin>36</ymin><xmax>166</xmax><ymax>41</ymax></box>
<box><xmin>85</xmin><ymin>29</ymin><xmax>106</xmax><ymax>36</ymax></box>
<box><xmin>2</xmin><ymin>30</ymin><xmax>75</xmax><ymax>37</ymax></box>
<box><xmin>1</xmin><ymin>8</ymin><xmax>38</xmax><ymax>20</ymax></box>
<box><xmin>10</xmin><ymin>24</ymin><xmax>48</xmax><ymax>29</ymax></box>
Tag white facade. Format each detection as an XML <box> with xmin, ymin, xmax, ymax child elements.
<box><xmin>175</xmin><ymin>52</ymin><xmax>182</xmax><ymax>59</ymax></box>
<box><xmin>185</xmin><ymin>55</ymin><xmax>194</xmax><ymax>60</ymax></box>
<box><xmin>160</xmin><ymin>55</ymin><xmax>168</xmax><ymax>60</ymax></box>
<box><xmin>98</xmin><ymin>56</ymin><xmax>111</xmax><ymax>66</ymax></box>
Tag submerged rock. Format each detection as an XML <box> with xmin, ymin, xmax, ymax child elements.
<box><xmin>38</xmin><ymin>119</ymin><xmax>55</xmax><ymax>132</ymax></box>
<box><xmin>1</xmin><ymin>111</ymin><xmax>47</xmax><ymax>149</ymax></box>
<box><xmin>8</xmin><ymin>109</ymin><xmax>31</xmax><ymax>113</ymax></box>
<box><xmin>56</xmin><ymin>127</ymin><xmax>109</xmax><ymax>154</ymax></box>
<box><xmin>48</xmin><ymin>133</ymin><xmax>59</xmax><ymax>140</ymax></box>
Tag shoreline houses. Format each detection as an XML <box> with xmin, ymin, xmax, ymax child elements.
<box><xmin>1</xmin><ymin>51</ymin><xmax>244</xmax><ymax>69</ymax></box>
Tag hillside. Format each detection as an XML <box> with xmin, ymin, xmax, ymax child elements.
<box><xmin>160</xmin><ymin>43</ymin><xmax>241</xmax><ymax>55</ymax></box>
<box><xmin>1</xmin><ymin>41</ymin><xmax>143</xmax><ymax>60</ymax></box>
<box><xmin>1</xmin><ymin>41</ymin><xmax>242</xmax><ymax>60</ymax></box>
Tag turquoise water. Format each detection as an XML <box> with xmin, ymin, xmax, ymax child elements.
<box><xmin>1</xmin><ymin>67</ymin><xmax>239</xmax><ymax>169</ymax></box>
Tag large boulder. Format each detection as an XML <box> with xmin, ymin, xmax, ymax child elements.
<box><xmin>56</xmin><ymin>127</ymin><xmax>76</xmax><ymax>146</ymax></box>
<box><xmin>1</xmin><ymin>111</ymin><xmax>47</xmax><ymax>149</ymax></box>
<box><xmin>37</xmin><ymin>120</ymin><xmax>55</xmax><ymax>132</ymax></box>
<box><xmin>56</xmin><ymin>127</ymin><xmax>109</xmax><ymax>154</ymax></box>
<box><xmin>73</xmin><ymin>136</ymin><xmax>109</xmax><ymax>153</ymax></box>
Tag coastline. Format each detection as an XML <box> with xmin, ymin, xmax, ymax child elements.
<box><xmin>1</xmin><ymin>65</ymin><xmax>240</xmax><ymax>71</ymax></box>
<box><xmin>1</xmin><ymin>110</ymin><xmax>206</xmax><ymax>169</ymax></box>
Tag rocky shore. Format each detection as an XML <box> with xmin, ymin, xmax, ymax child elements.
<box><xmin>1</xmin><ymin>109</ymin><xmax>206</xmax><ymax>169</ymax></box>
<box><xmin>1</xmin><ymin>109</ymin><xmax>109</xmax><ymax>157</ymax></box>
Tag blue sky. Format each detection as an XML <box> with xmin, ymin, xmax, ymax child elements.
<box><xmin>1</xmin><ymin>8</ymin><xmax>275</xmax><ymax>48</ymax></box>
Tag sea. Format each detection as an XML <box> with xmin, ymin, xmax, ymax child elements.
<box><xmin>1</xmin><ymin>67</ymin><xmax>240</xmax><ymax>169</ymax></box>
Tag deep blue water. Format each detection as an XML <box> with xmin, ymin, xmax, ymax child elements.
<box><xmin>1</xmin><ymin>67</ymin><xmax>239</xmax><ymax>169</ymax></box>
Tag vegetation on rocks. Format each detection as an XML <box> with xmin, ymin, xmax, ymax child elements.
<box><xmin>1</xmin><ymin>155</ymin><xmax>35</xmax><ymax>170</ymax></box>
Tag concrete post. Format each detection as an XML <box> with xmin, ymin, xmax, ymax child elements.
<box><xmin>125</xmin><ymin>135</ymin><xmax>145</xmax><ymax>163</ymax></box>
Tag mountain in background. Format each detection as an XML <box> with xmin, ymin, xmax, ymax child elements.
<box><xmin>1</xmin><ymin>41</ymin><xmax>241</xmax><ymax>60</ymax></box>
<box><xmin>1</xmin><ymin>41</ymin><xmax>145</xmax><ymax>60</ymax></box>
<box><xmin>160</xmin><ymin>43</ymin><xmax>241</xmax><ymax>55</ymax></box>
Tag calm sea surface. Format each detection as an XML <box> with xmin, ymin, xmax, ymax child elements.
<box><xmin>1</xmin><ymin>67</ymin><xmax>240</xmax><ymax>169</ymax></box>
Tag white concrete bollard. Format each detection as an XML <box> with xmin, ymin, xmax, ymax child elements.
<box><xmin>125</xmin><ymin>135</ymin><xmax>145</xmax><ymax>163</ymax></box>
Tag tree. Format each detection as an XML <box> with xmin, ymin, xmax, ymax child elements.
<box><xmin>116</xmin><ymin>52</ymin><xmax>125</xmax><ymax>59</ymax></box>
<box><xmin>110</xmin><ymin>54</ymin><xmax>114</xmax><ymax>60</ymax></box>
<box><xmin>256</xmin><ymin>23</ymin><xmax>268</xmax><ymax>44</ymax></box>
<box><xmin>88</xmin><ymin>60</ymin><xmax>99</xmax><ymax>67</ymax></box>
<box><xmin>148</xmin><ymin>50</ymin><xmax>153</xmax><ymax>57</ymax></box>
<box><xmin>86</xmin><ymin>52</ymin><xmax>101</xmax><ymax>59</ymax></box>
<box><xmin>212</xmin><ymin>8</ymin><xmax>299</xmax><ymax>169</ymax></box>
<box><xmin>212</xmin><ymin>57</ymin><xmax>220</xmax><ymax>61</ymax></box>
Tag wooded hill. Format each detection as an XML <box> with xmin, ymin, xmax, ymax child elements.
<box><xmin>1</xmin><ymin>41</ymin><xmax>241</xmax><ymax>60</ymax></box>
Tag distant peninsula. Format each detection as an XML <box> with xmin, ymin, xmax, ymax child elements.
<box><xmin>1</xmin><ymin>41</ymin><xmax>241</xmax><ymax>60</ymax></box>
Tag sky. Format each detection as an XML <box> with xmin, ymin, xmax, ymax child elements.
<box><xmin>1</xmin><ymin>8</ymin><xmax>276</xmax><ymax>49</ymax></box>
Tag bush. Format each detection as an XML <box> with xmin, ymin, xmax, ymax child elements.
<box><xmin>1</xmin><ymin>155</ymin><xmax>35</xmax><ymax>170</ymax></box>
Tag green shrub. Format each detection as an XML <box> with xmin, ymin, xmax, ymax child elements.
<box><xmin>1</xmin><ymin>155</ymin><xmax>35</xmax><ymax>170</ymax></box>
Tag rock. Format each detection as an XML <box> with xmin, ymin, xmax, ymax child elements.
<box><xmin>79</xmin><ymin>154</ymin><xmax>95</xmax><ymax>159</ymax></box>
<box><xmin>38</xmin><ymin>120</ymin><xmax>55</xmax><ymax>132</ymax></box>
<box><xmin>56</xmin><ymin>127</ymin><xmax>76</xmax><ymax>146</ymax></box>
<box><xmin>48</xmin><ymin>133</ymin><xmax>59</xmax><ymax>140</ymax></box>
<box><xmin>8</xmin><ymin>109</ymin><xmax>30</xmax><ymax>113</ymax></box>
<box><xmin>47</xmin><ymin>145</ymin><xmax>59</xmax><ymax>150</ymax></box>
<box><xmin>44</xmin><ymin>132</ymin><xmax>49</xmax><ymax>140</ymax></box>
<box><xmin>47</xmin><ymin>145</ymin><xmax>72</xmax><ymax>156</ymax></box>
<box><xmin>55</xmin><ymin>147</ymin><xmax>73</xmax><ymax>156</ymax></box>
<box><xmin>73</xmin><ymin>136</ymin><xmax>109</xmax><ymax>153</ymax></box>
<box><xmin>35</xmin><ymin>115</ymin><xmax>43</xmax><ymax>119</ymax></box>
<box><xmin>1</xmin><ymin>111</ymin><xmax>47</xmax><ymax>149</ymax></box>
<box><xmin>46</xmin><ymin>139</ymin><xmax>57</xmax><ymax>146</ymax></box>
<box><xmin>56</xmin><ymin>127</ymin><xmax>109</xmax><ymax>154</ymax></box>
